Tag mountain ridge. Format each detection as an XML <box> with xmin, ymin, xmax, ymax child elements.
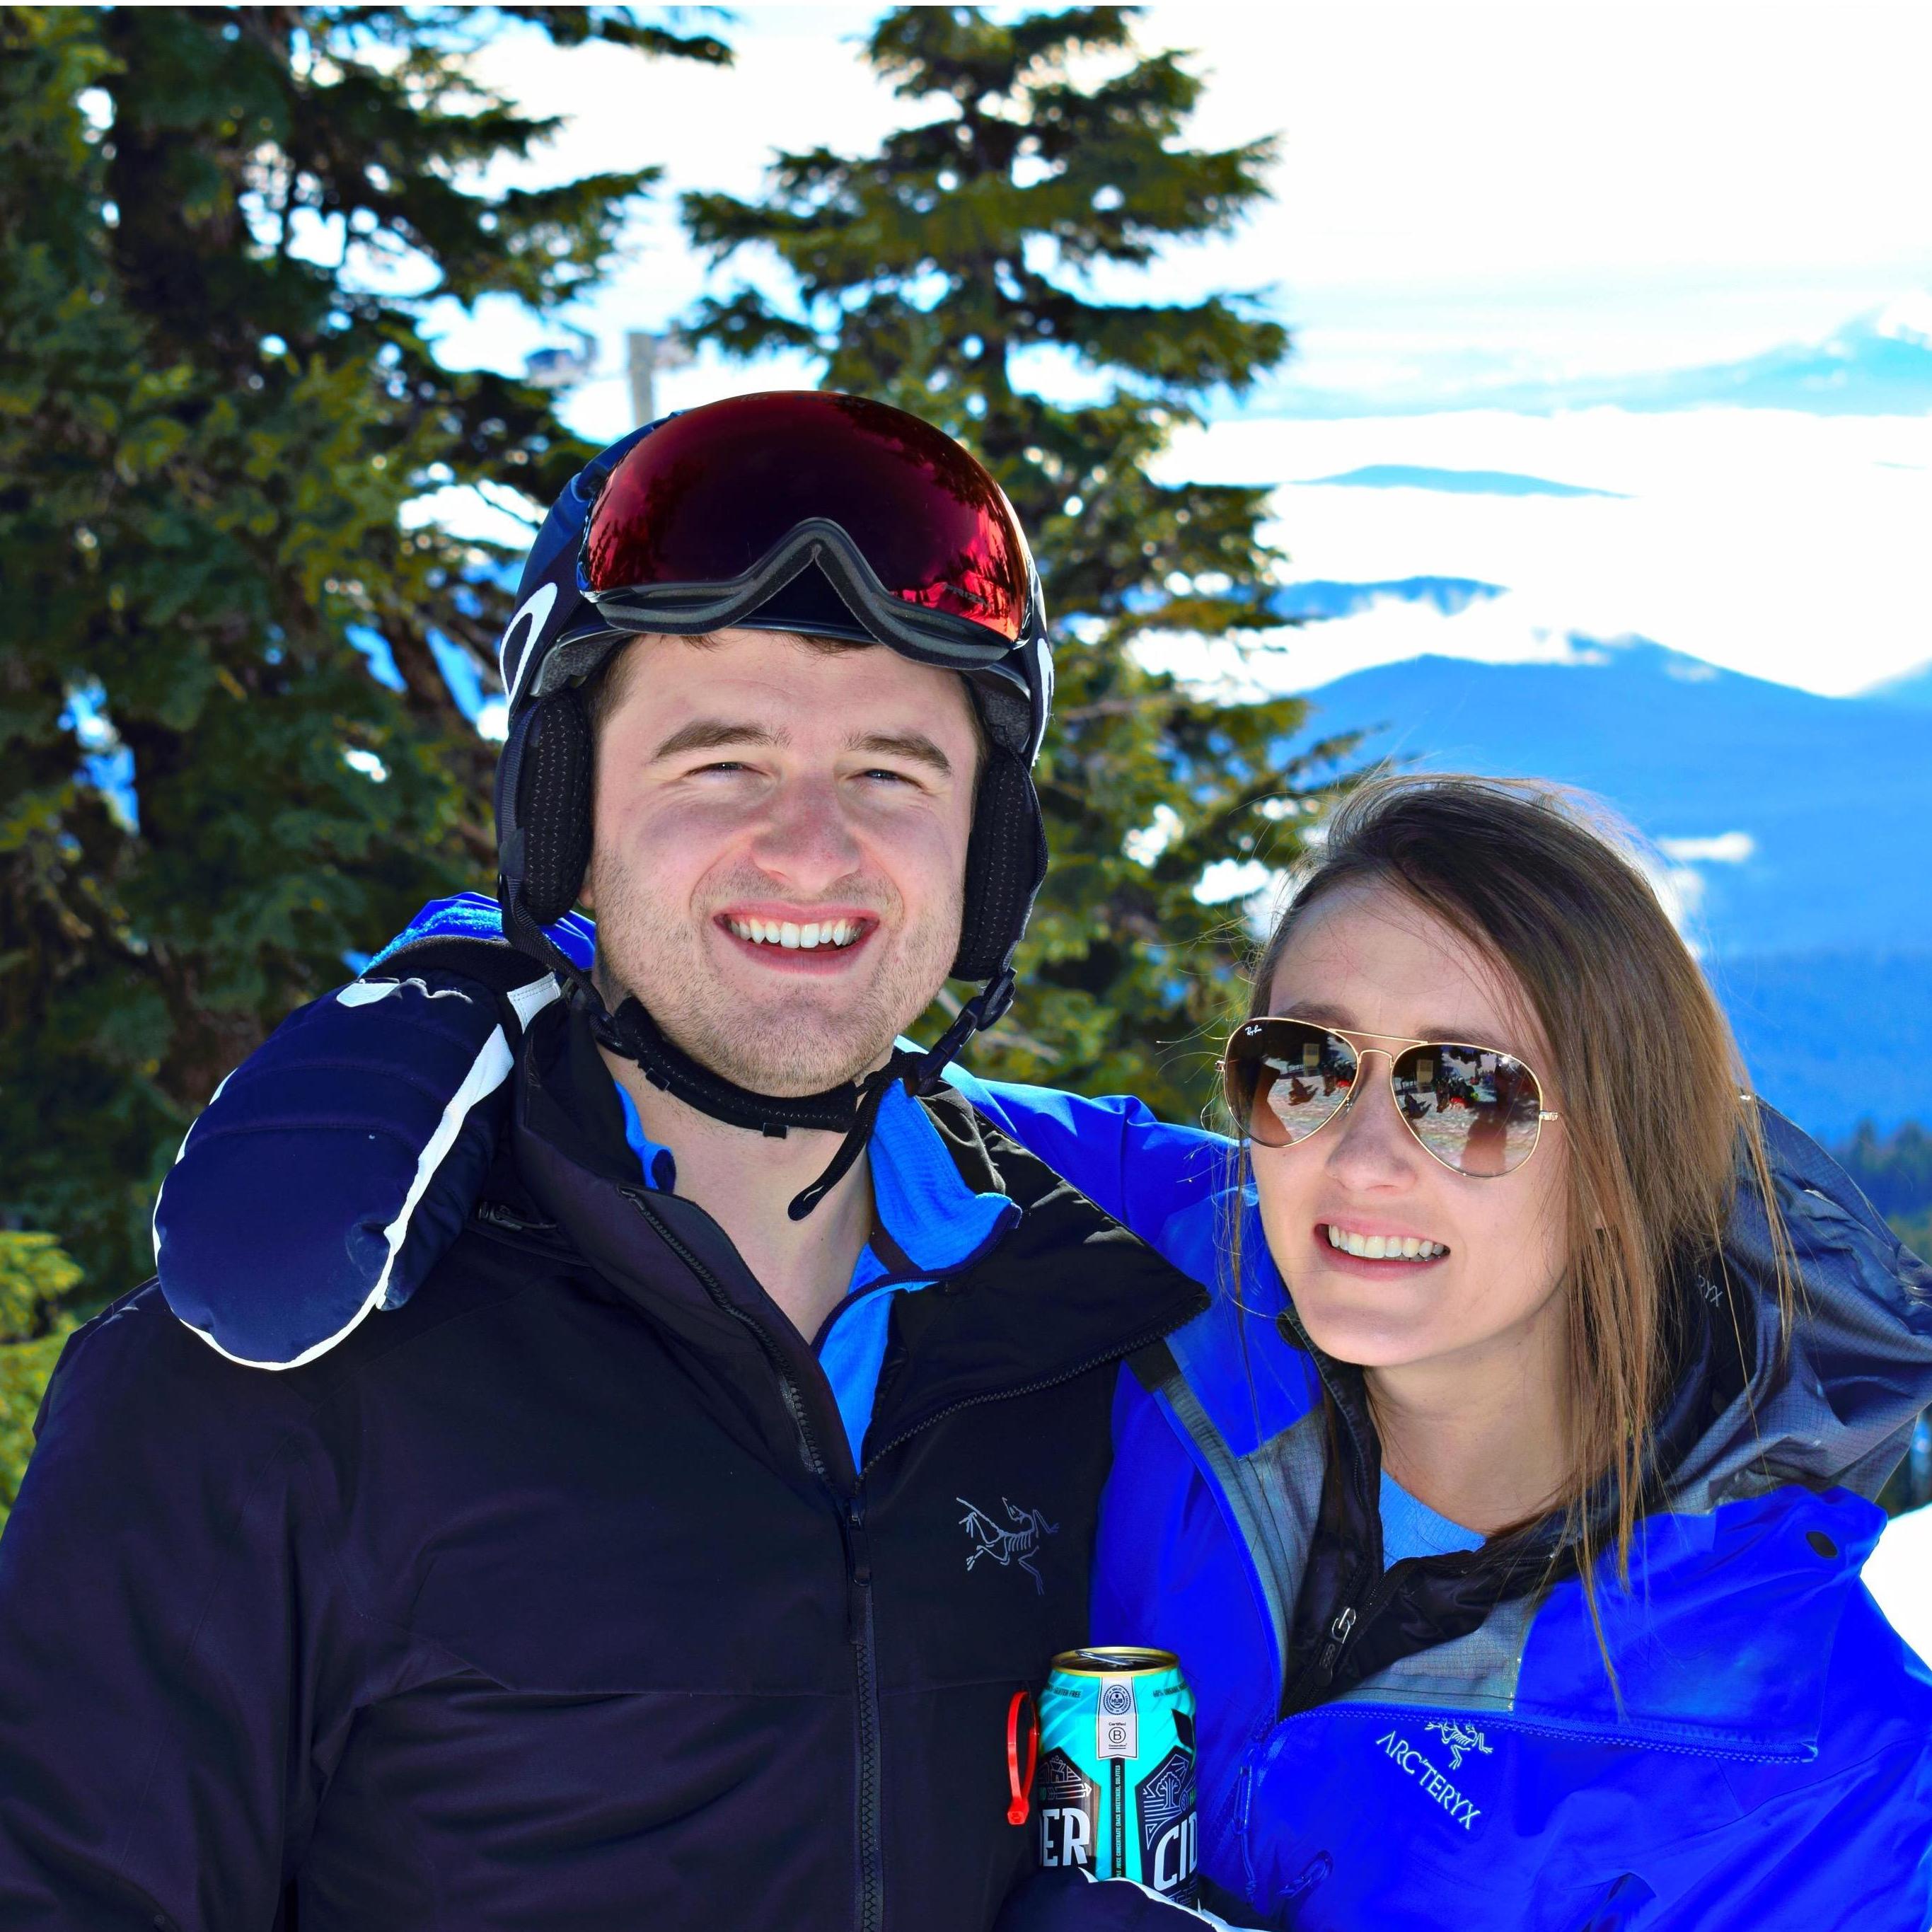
<box><xmin>1288</xmin><ymin>640</ymin><xmax>1932</xmax><ymax>1134</ymax></box>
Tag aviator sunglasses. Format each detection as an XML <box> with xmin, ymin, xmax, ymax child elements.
<box><xmin>1220</xmin><ymin>1017</ymin><xmax>1561</xmax><ymax>1179</ymax></box>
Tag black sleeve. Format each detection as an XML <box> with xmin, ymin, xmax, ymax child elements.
<box><xmin>0</xmin><ymin>1297</ymin><xmax>371</xmax><ymax>1928</ymax></box>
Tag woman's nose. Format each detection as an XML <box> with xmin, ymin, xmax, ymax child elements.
<box><xmin>1324</xmin><ymin>1051</ymin><xmax>1419</xmax><ymax>1186</ymax></box>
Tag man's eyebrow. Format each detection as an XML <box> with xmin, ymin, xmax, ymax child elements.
<box><xmin>850</xmin><ymin>729</ymin><xmax>954</xmax><ymax>777</ymax></box>
<box><xmin>650</xmin><ymin>719</ymin><xmax>787</xmax><ymax>762</ymax></box>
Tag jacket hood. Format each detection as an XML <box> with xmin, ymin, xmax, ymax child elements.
<box><xmin>1670</xmin><ymin>1102</ymin><xmax>1932</xmax><ymax>1512</ymax></box>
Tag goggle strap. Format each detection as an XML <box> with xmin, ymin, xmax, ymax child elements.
<box><xmin>582</xmin><ymin>519</ymin><xmax>1022</xmax><ymax>670</ymax></box>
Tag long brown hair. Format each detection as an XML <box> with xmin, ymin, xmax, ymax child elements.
<box><xmin>1238</xmin><ymin>774</ymin><xmax>1792</xmax><ymax>1645</ymax></box>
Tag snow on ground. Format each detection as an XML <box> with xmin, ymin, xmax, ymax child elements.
<box><xmin>1866</xmin><ymin>1504</ymin><xmax>1932</xmax><ymax>1667</ymax></box>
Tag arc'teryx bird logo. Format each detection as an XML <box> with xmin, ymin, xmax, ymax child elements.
<box><xmin>1425</xmin><ymin>1719</ymin><xmax>1493</xmax><ymax>1771</ymax></box>
<box><xmin>956</xmin><ymin>1496</ymin><xmax>1060</xmax><ymax>1595</ymax></box>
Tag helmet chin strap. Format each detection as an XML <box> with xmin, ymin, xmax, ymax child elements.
<box><xmin>503</xmin><ymin>886</ymin><xmax>1017</xmax><ymax>1220</ymax></box>
<box><xmin>582</xmin><ymin>966</ymin><xmax>1018</xmax><ymax>1224</ymax></box>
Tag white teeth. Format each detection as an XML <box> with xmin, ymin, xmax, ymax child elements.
<box><xmin>1326</xmin><ymin>1225</ymin><xmax>1447</xmax><ymax>1261</ymax></box>
<box><xmin>726</xmin><ymin>916</ymin><xmax>861</xmax><ymax>951</ymax></box>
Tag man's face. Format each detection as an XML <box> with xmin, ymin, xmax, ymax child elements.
<box><xmin>582</xmin><ymin>627</ymin><xmax>982</xmax><ymax>1097</ymax></box>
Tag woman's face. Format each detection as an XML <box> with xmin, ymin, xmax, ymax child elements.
<box><xmin>1253</xmin><ymin>878</ymin><xmax>1571</xmax><ymax>1377</ymax></box>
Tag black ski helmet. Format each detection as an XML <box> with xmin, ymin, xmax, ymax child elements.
<box><xmin>489</xmin><ymin>392</ymin><xmax>1054</xmax><ymax>1215</ymax></box>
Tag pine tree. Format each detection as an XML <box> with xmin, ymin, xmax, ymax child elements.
<box><xmin>0</xmin><ymin>6</ymin><xmax>729</xmax><ymax>1290</ymax></box>
<box><xmin>683</xmin><ymin>6</ymin><xmax>1348</xmax><ymax>1115</ymax></box>
<box><xmin>0</xmin><ymin>1232</ymin><xmax>82</xmax><ymax>1533</ymax></box>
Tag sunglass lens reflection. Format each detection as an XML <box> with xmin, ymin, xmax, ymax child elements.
<box><xmin>1392</xmin><ymin>1043</ymin><xmax>1543</xmax><ymax>1176</ymax></box>
<box><xmin>1236</xmin><ymin>1022</ymin><xmax>1357</xmax><ymax>1147</ymax></box>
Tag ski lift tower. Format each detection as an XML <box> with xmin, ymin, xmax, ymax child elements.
<box><xmin>524</xmin><ymin>326</ymin><xmax>598</xmax><ymax>392</ymax></box>
<box><xmin>627</xmin><ymin>330</ymin><xmax>693</xmax><ymax>426</ymax></box>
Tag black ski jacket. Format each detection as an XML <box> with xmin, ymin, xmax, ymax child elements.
<box><xmin>0</xmin><ymin>1007</ymin><xmax>1205</xmax><ymax>1931</ymax></box>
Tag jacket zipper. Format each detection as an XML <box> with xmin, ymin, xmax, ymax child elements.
<box><xmin>629</xmin><ymin>1193</ymin><xmax>1199</xmax><ymax>1931</ymax></box>
<box><xmin>1280</xmin><ymin>1561</ymin><xmax>1408</xmax><ymax>1715</ymax></box>
<box><xmin>625</xmin><ymin>1193</ymin><xmax>886</xmax><ymax>1929</ymax></box>
<box><xmin>624</xmin><ymin>1191</ymin><xmax>833</xmax><ymax>1481</ymax></box>
<box><xmin>1274</xmin><ymin>1321</ymin><xmax>1400</xmax><ymax>1718</ymax></box>
<box><xmin>845</xmin><ymin>1496</ymin><xmax>884</xmax><ymax>1932</ymax></box>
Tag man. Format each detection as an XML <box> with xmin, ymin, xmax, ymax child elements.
<box><xmin>0</xmin><ymin>395</ymin><xmax>1207</xmax><ymax>1930</ymax></box>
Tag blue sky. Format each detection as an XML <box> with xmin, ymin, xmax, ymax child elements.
<box><xmin>419</xmin><ymin>2</ymin><xmax>1932</xmax><ymax>698</ymax></box>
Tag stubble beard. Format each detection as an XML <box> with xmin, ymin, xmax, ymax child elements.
<box><xmin>587</xmin><ymin>847</ymin><xmax>963</xmax><ymax>1097</ymax></box>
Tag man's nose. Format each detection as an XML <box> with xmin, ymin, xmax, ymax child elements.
<box><xmin>746</xmin><ymin>774</ymin><xmax>864</xmax><ymax>888</ymax></box>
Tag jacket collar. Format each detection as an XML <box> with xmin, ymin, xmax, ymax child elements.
<box><xmin>508</xmin><ymin>1006</ymin><xmax>1208</xmax><ymax>1457</ymax></box>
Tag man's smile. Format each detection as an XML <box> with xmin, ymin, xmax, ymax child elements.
<box><xmin>714</xmin><ymin>908</ymin><xmax>880</xmax><ymax>973</ymax></box>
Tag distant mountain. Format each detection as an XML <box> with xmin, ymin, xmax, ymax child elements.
<box><xmin>1292</xmin><ymin>641</ymin><xmax>1932</xmax><ymax>1134</ymax></box>
<box><xmin>1237</xmin><ymin>303</ymin><xmax>1932</xmax><ymax>420</ymax></box>
<box><xmin>1294</xmin><ymin>465</ymin><xmax>1624</xmax><ymax>499</ymax></box>
<box><xmin>1868</xmin><ymin>659</ymin><xmax>1932</xmax><ymax>710</ymax></box>
<box><xmin>1269</xmin><ymin>577</ymin><xmax>1505</xmax><ymax>620</ymax></box>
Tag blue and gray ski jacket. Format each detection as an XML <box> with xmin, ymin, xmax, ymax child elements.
<box><xmin>952</xmin><ymin>1075</ymin><xmax>1932</xmax><ymax>1932</ymax></box>
<box><xmin>44</xmin><ymin>895</ymin><xmax>1932</xmax><ymax>1931</ymax></box>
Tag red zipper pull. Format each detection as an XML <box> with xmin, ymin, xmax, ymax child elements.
<box><xmin>1005</xmin><ymin>1689</ymin><xmax>1040</xmax><ymax>1825</ymax></box>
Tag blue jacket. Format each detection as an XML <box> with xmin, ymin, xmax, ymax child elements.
<box><xmin>950</xmin><ymin>1073</ymin><xmax>1932</xmax><ymax>1932</ymax></box>
<box><xmin>134</xmin><ymin>898</ymin><xmax>1932</xmax><ymax>1928</ymax></box>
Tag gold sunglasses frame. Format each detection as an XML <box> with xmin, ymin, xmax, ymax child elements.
<box><xmin>1220</xmin><ymin>1017</ymin><xmax>1562</xmax><ymax>1179</ymax></box>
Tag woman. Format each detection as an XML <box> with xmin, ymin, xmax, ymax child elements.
<box><xmin>971</xmin><ymin>775</ymin><xmax>1932</xmax><ymax>1930</ymax></box>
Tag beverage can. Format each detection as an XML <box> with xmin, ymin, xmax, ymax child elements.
<box><xmin>1036</xmin><ymin>1645</ymin><xmax>1198</xmax><ymax>1902</ymax></box>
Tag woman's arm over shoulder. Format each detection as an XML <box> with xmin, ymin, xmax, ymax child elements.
<box><xmin>941</xmin><ymin>1068</ymin><xmax>1234</xmax><ymax>1248</ymax></box>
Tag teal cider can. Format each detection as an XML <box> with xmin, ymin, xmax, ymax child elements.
<box><xmin>1036</xmin><ymin>1646</ymin><xmax>1198</xmax><ymax>1902</ymax></box>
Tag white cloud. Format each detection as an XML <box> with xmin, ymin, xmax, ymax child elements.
<box><xmin>451</xmin><ymin>4</ymin><xmax>1932</xmax><ymax>413</ymax></box>
<box><xmin>1658</xmin><ymin>832</ymin><xmax>1757</xmax><ymax>864</ymax></box>
<box><xmin>400</xmin><ymin>484</ymin><xmax>543</xmax><ymax>549</ymax></box>
<box><xmin>1155</xmin><ymin>407</ymin><xmax>1932</xmax><ymax>697</ymax></box>
<box><xmin>1162</xmin><ymin>1</ymin><xmax>1932</xmax><ymax>383</ymax></box>
<box><xmin>1123</xmin><ymin>803</ymin><xmax>1184</xmax><ymax>867</ymax></box>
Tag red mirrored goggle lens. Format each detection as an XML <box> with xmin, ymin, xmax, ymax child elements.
<box><xmin>1222</xmin><ymin>1019</ymin><xmax>1547</xmax><ymax>1178</ymax></box>
<box><xmin>582</xmin><ymin>391</ymin><xmax>1029</xmax><ymax>641</ymax></box>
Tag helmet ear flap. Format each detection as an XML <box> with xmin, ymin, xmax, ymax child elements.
<box><xmin>953</xmin><ymin>750</ymin><xmax>1047</xmax><ymax>982</ymax></box>
<box><xmin>502</xmin><ymin>688</ymin><xmax>594</xmax><ymax>927</ymax></box>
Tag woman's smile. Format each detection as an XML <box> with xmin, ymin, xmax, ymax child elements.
<box><xmin>1317</xmin><ymin>1221</ymin><xmax>1452</xmax><ymax>1263</ymax></box>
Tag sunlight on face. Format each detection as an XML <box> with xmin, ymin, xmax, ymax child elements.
<box><xmin>1253</xmin><ymin>879</ymin><xmax>1571</xmax><ymax>1379</ymax></box>
<box><xmin>582</xmin><ymin>627</ymin><xmax>981</xmax><ymax>1096</ymax></box>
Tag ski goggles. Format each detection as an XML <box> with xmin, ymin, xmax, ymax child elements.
<box><xmin>1220</xmin><ymin>1017</ymin><xmax>1561</xmax><ymax>1178</ymax></box>
<box><xmin>577</xmin><ymin>391</ymin><xmax>1036</xmax><ymax>670</ymax></box>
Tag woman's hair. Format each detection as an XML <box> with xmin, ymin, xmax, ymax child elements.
<box><xmin>1240</xmin><ymin>773</ymin><xmax>1791</xmax><ymax>1620</ymax></box>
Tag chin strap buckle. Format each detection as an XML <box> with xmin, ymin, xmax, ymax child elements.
<box><xmin>789</xmin><ymin>959</ymin><xmax>1022</xmax><ymax>1222</ymax></box>
<box><xmin>910</xmin><ymin>962</ymin><xmax>1018</xmax><ymax>1097</ymax></box>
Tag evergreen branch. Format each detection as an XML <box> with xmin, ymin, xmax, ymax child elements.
<box><xmin>492</xmin><ymin>7</ymin><xmax>733</xmax><ymax>64</ymax></box>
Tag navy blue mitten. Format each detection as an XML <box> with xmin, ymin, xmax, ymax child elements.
<box><xmin>153</xmin><ymin>893</ymin><xmax>591</xmax><ymax>1366</ymax></box>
